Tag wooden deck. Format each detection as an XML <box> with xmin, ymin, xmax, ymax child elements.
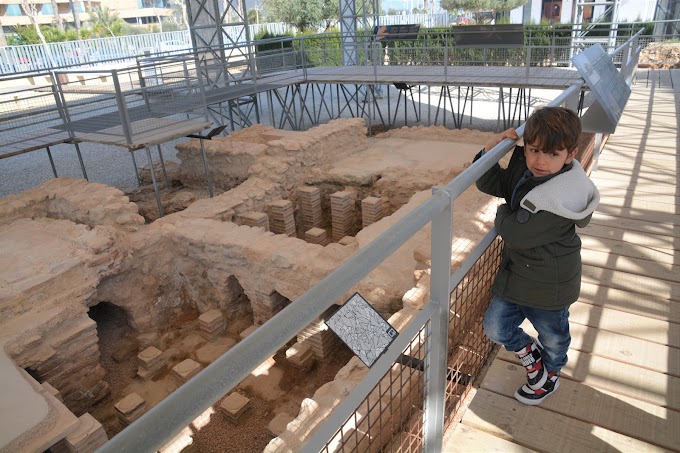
<box><xmin>444</xmin><ymin>69</ymin><xmax>680</xmax><ymax>452</ymax></box>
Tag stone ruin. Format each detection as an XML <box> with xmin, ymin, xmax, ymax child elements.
<box><xmin>0</xmin><ymin>118</ymin><xmax>503</xmax><ymax>452</ymax></box>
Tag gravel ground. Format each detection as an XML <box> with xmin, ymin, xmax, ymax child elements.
<box><xmin>0</xmin><ymin>85</ymin><xmax>562</xmax><ymax>199</ymax></box>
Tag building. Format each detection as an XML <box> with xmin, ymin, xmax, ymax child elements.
<box><xmin>0</xmin><ymin>0</ymin><xmax>174</xmax><ymax>39</ymax></box>
<box><xmin>509</xmin><ymin>0</ymin><xmax>656</xmax><ymax>24</ymax></box>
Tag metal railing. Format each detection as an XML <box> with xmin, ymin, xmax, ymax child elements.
<box><xmin>96</xmin><ymin>77</ymin><xmax>583</xmax><ymax>452</ymax></box>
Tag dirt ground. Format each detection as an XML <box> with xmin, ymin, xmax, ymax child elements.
<box><xmin>89</xmin><ymin>302</ymin><xmax>353</xmax><ymax>452</ymax></box>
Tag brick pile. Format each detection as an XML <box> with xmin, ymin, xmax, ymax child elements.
<box><xmin>114</xmin><ymin>393</ymin><xmax>147</xmax><ymax>427</ymax></box>
<box><xmin>330</xmin><ymin>191</ymin><xmax>355</xmax><ymax>241</ymax></box>
<box><xmin>361</xmin><ymin>196</ymin><xmax>383</xmax><ymax>227</ymax></box>
<box><xmin>297</xmin><ymin>186</ymin><xmax>323</xmax><ymax>232</ymax></box>
<box><xmin>252</xmin><ymin>289</ymin><xmax>290</xmax><ymax>325</ymax></box>
<box><xmin>285</xmin><ymin>341</ymin><xmax>315</xmax><ymax>371</ymax></box>
<box><xmin>220</xmin><ymin>393</ymin><xmax>251</xmax><ymax>425</ymax></box>
<box><xmin>136</xmin><ymin>346</ymin><xmax>166</xmax><ymax>381</ymax></box>
<box><xmin>304</xmin><ymin>227</ymin><xmax>328</xmax><ymax>245</ymax></box>
<box><xmin>198</xmin><ymin>309</ymin><xmax>225</xmax><ymax>341</ymax></box>
<box><xmin>238</xmin><ymin>211</ymin><xmax>270</xmax><ymax>231</ymax></box>
<box><xmin>268</xmin><ymin>200</ymin><xmax>296</xmax><ymax>237</ymax></box>
<box><xmin>51</xmin><ymin>413</ymin><xmax>108</xmax><ymax>453</ymax></box>
<box><xmin>171</xmin><ymin>358</ymin><xmax>202</xmax><ymax>385</ymax></box>
<box><xmin>297</xmin><ymin>318</ymin><xmax>341</xmax><ymax>359</ymax></box>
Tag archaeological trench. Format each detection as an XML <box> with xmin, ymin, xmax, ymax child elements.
<box><xmin>0</xmin><ymin>119</ymin><xmax>514</xmax><ymax>453</ymax></box>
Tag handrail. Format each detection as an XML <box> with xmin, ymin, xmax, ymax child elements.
<box><xmin>96</xmin><ymin>75</ymin><xmax>583</xmax><ymax>452</ymax></box>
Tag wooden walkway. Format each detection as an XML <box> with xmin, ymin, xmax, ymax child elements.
<box><xmin>444</xmin><ymin>69</ymin><xmax>680</xmax><ymax>452</ymax></box>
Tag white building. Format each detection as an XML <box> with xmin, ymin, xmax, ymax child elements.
<box><xmin>509</xmin><ymin>0</ymin><xmax>657</xmax><ymax>24</ymax></box>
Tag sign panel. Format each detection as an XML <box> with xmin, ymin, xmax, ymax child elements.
<box><xmin>572</xmin><ymin>44</ymin><xmax>631</xmax><ymax>128</ymax></box>
<box><xmin>325</xmin><ymin>292</ymin><xmax>398</xmax><ymax>368</ymax></box>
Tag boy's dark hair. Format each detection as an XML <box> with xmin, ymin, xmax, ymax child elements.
<box><xmin>523</xmin><ymin>107</ymin><xmax>581</xmax><ymax>153</ymax></box>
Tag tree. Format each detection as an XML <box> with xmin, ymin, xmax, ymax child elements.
<box><xmin>68</xmin><ymin>0</ymin><xmax>82</xmax><ymax>37</ymax></box>
<box><xmin>440</xmin><ymin>0</ymin><xmax>527</xmax><ymax>24</ymax></box>
<box><xmin>51</xmin><ymin>0</ymin><xmax>64</xmax><ymax>31</ymax></box>
<box><xmin>264</xmin><ymin>0</ymin><xmax>324</xmax><ymax>31</ymax></box>
<box><xmin>89</xmin><ymin>5</ymin><xmax>122</xmax><ymax>37</ymax></box>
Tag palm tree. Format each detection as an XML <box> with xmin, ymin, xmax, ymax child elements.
<box><xmin>90</xmin><ymin>5</ymin><xmax>120</xmax><ymax>37</ymax></box>
<box><xmin>51</xmin><ymin>0</ymin><xmax>64</xmax><ymax>31</ymax></box>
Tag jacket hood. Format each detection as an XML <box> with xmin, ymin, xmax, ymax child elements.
<box><xmin>520</xmin><ymin>159</ymin><xmax>600</xmax><ymax>221</ymax></box>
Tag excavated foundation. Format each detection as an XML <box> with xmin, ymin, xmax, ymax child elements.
<box><xmin>0</xmin><ymin>119</ymin><xmax>506</xmax><ymax>453</ymax></box>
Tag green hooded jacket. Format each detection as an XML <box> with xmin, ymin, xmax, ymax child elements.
<box><xmin>475</xmin><ymin>145</ymin><xmax>600</xmax><ymax>310</ymax></box>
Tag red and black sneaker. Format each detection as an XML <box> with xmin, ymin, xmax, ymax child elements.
<box><xmin>515</xmin><ymin>338</ymin><xmax>547</xmax><ymax>390</ymax></box>
<box><xmin>514</xmin><ymin>371</ymin><xmax>560</xmax><ymax>405</ymax></box>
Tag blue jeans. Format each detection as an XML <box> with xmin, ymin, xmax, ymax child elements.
<box><xmin>483</xmin><ymin>295</ymin><xmax>571</xmax><ymax>373</ymax></box>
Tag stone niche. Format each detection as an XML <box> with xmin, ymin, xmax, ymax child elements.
<box><xmin>0</xmin><ymin>119</ymin><xmax>501</xmax><ymax>451</ymax></box>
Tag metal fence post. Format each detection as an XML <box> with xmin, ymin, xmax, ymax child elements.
<box><xmin>423</xmin><ymin>187</ymin><xmax>453</xmax><ymax>452</ymax></box>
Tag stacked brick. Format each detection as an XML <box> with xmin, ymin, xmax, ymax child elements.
<box><xmin>285</xmin><ymin>341</ymin><xmax>315</xmax><ymax>371</ymax></box>
<box><xmin>330</xmin><ymin>191</ymin><xmax>356</xmax><ymax>241</ymax></box>
<box><xmin>220</xmin><ymin>393</ymin><xmax>251</xmax><ymax>425</ymax></box>
<box><xmin>136</xmin><ymin>346</ymin><xmax>166</xmax><ymax>381</ymax></box>
<box><xmin>114</xmin><ymin>393</ymin><xmax>147</xmax><ymax>427</ymax></box>
<box><xmin>304</xmin><ymin>227</ymin><xmax>328</xmax><ymax>245</ymax></box>
<box><xmin>297</xmin><ymin>318</ymin><xmax>341</xmax><ymax>359</ymax></box>
<box><xmin>198</xmin><ymin>309</ymin><xmax>225</xmax><ymax>341</ymax></box>
<box><xmin>252</xmin><ymin>289</ymin><xmax>290</xmax><ymax>325</ymax></box>
<box><xmin>268</xmin><ymin>200</ymin><xmax>296</xmax><ymax>237</ymax></box>
<box><xmin>238</xmin><ymin>211</ymin><xmax>270</xmax><ymax>231</ymax></box>
<box><xmin>361</xmin><ymin>196</ymin><xmax>383</xmax><ymax>228</ymax></box>
<box><xmin>51</xmin><ymin>413</ymin><xmax>108</xmax><ymax>453</ymax></box>
<box><xmin>171</xmin><ymin>359</ymin><xmax>202</xmax><ymax>385</ymax></box>
<box><xmin>297</xmin><ymin>186</ymin><xmax>323</xmax><ymax>232</ymax></box>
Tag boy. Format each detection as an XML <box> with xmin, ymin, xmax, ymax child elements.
<box><xmin>475</xmin><ymin>107</ymin><xmax>599</xmax><ymax>405</ymax></box>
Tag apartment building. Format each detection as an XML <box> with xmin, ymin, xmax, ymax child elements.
<box><xmin>0</xmin><ymin>0</ymin><xmax>174</xmax><ymax>37</ymax></box>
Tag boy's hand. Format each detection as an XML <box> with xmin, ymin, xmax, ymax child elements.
<box><xmin>484</xmin><ymin>128</ymin><xmax>519</xmax><ymax>153</ymax></box>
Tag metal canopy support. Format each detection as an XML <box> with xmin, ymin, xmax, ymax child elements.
<box><xmin>186</xmin><ymin>0</ymin><xmax>257</xmax><ymax>127</ymax></box>
<box><xmin>571</xmin><ymin>0</ymin><xmax>621</xmax><ymax>57</ymax></box>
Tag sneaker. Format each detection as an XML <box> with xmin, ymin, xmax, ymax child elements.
<box><xmin>515</xmin><ymin>338</ymin><xmax>547</xmax><ymax>390</ymax></box>
<box><xmin>514</xmin><ymin>371</ymin><xmax>560</xmax><ymax>405</ymax></box>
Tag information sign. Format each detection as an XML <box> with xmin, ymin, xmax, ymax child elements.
<box><xmin>325</xmin><ymin>292</ymin><xmax>398</xmax><ymax>368</ymax></box>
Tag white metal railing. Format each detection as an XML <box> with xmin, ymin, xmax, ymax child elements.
<box><xmin>1</xmin><ymin>17</ymin><xmax>670</xmax><ymax>76</ymax></box>
<box><xmin>96</xmin><ymin>79</ymin><xmax>583</xmax><ymax>452</ymax></box>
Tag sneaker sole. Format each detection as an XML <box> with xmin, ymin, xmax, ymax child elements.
<box><xmin>514</xmin><ymin>379</ymin><xmax>560</xmax><ymax>406</ymax></box>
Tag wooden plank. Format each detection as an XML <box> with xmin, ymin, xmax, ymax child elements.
<box><xmin>579</xmin><ymin>281</ymin><xmax>680</xmax><ymax>324</ymax></box>
<box><xmin>590</xmin><ymin>213</ymin><xmax>680</xmax><ymax>239</ymax></box>
<box><xmin>590</xmin><ymin>168</ymin><xmax>678</xmax><ymax>185</ymax></box>
<box><xmin>581</xmin><ymin>248</ymin><xmax>680</xmax><ymax>283</ymax></box>
<box><xmin>479</xmin><ymin>361</ymin><xmax>680</xmax><ymax>450</ymax></box>
<box><xmin>595</xmin><ymin>196</ymin><xmax>680</xmax><ymax>215</ymax></box>
<box><xmin>580</xmin><ymin>235</ymin><xmax>677</xmax><ymax>265</ymax></box>
<box><xmin>592</xmin><ymin>178</ymin><xmax>678</xmax><ymax>196</ymax></box>
<box><xmin>595</xmin><ymin>204</ymin><xmax>680</xmax><ymax>227</ymax></box>
<box><xmin>580</xmin><ymin>224</ymin><xmax>680</xmax><ymax>251</ymax></box>
<box><xmin>596</xmin><ymin>188</ymin><xmax>680</xmax><ymax>206</ymax></box>
<box><xmin>582</xmin><ymin>265</ymin><xmax>680</xmax><ymax>302</ymax></box>
<box><xmin>444</xmin><ymin>422</ymin><xmax>538</xmax><ymax>453</ymax></box>
<box><xmin>462</xmin><ymin>390</ymin><xmax>666</xmax><ymax>453</ymax></box>
<box><xmin>516</xmin><ymin>320</ymin><xmax>679</xmax><ymax>376</ymax></box>
<box><xmin>568</xmin><ymin>301</ymin><xmax>680</xmax><ymax>347</ymax></box>
<box><xmin>496</xmin><ymin>349</ymin><xmax>680</xmax><ymax>410</ymax></box>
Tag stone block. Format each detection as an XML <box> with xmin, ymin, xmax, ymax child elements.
<box><xmin>239</xmin><ymin>325</ymin><xmax>259</xmax><ymax>340</ymax></box>
<box><xmin>171</xmin><ymin>359</ymin><xmax>202</xmax><ymax>384</ymax></box>
<box><xmin>63</xmin><ymin>413</ymin><xmax>108</xmax><ymax>453</ymax></box>
<box><xmin>219</xmin><ymin>393</ymin><xmax>251</xmax><ymax>424</ymax></box>
<box><xmin>137</xmin><ymin>346</ymin><xmax>163</xmax><ymax>368</ymax></box>
<box><xmin>114</xmin><ymin>393</ymin><xmax>146</xmax><ymax>426</ymax></box>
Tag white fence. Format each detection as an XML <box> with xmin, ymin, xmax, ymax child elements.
<box><xmin>0</xmin><ymin>22</ymin><xmax>292</xmax><ymax>75</ymax></box>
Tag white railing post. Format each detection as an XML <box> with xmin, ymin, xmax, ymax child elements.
<box><xmin>423</xmin><ymin>186</ymin><xmax>453</xmax><ymax>453</ymax></box>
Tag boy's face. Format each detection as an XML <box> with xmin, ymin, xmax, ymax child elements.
<box><xmin>524</xmin><ymin>141</ymin><xmax>577</xmax><ymax>177</ymax></box>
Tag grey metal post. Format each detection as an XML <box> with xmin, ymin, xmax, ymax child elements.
<box><xmin>112</xmin><ymin>70</ymin><xmax>134</xmax><ymax>146</ymax></box>
<box><xmin>46</xmin><ymin>146</ymin><xmax>58</xmax><ymax>177</ymax></box>
<box><xmin>73</xmin><ymin>143</ymin><xmax>88</xmax><ymax>180</ymax></box>
<box><xmin>156</xmin><ymin>145</ymin><xmax>170</xmax><ymax>190</ymax></box>
<box><xmin>443</xmin><ymin>46</ymin><xmax>448</xmax><ymax>83</ymax></box>
<box><xmin>145</xmin><ymin>146</ymin><xmax>164</xmax><ymax>217</ymax></box>
<box><xmin>130</xmin><ymin>151</ymin><xmax>142</xmax><ymax>186</ymax></box>
<box><xmin>199</xmin><ymin>138</ymin><xmax>214</xmax><ymax>198</ymax></box>
<box><xmin>423</xmin><ymin>185</ymin><xmax>453</xmax><ymax>452</ymax></box>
